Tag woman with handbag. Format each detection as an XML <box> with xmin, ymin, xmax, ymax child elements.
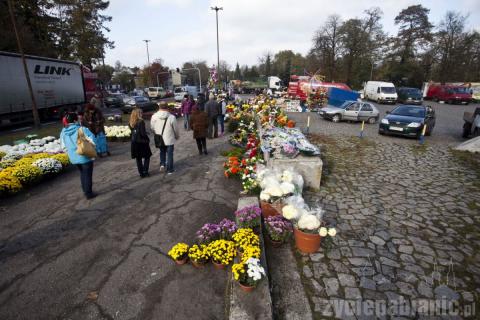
<box><xmin>60</xmin><ymin>112</ymin><xmax>98</xmax><ymax>199</ymax></box>
<box><xmin>129</xmin><ymin>108</ymin><xmax>152</xmax><ymax>177</ymax></box>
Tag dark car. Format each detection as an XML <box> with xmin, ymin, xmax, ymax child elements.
<box><xmin>121</xmin><ymin>96</ymin><xmax>157</xmax><ymax>114</ymax></box>
<box><xmin>105</xmin><ymin>93</ymin><xmax>125</xmax><ymax>108</ymax></box>
<box><xmin>397</xmin><ymin>87</ymin><xmax>423</xmax><ymax>105</ymax></box>
<box><xmin>379</xmin><ymin>105</ymin><xmax>436</xmax><ymax>137</ymax></box>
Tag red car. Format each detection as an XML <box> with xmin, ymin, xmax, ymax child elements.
<box><xmin>425</xmin><ymin>84</ymin><xmax>471</xmax><ymax>104</ymax></box>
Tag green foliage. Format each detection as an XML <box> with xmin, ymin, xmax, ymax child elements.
<box><xmin>221</xmin><ymin>147</ymin><xmax>245</xmax><ymax>158</ymax></box>
<box><xmin>228</xmin><ymin>119</ymin><xmax>239</xmax><ymax>133</ymax></box>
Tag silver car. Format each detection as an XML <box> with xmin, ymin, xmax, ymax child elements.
<box><xmin>319</xmin><ymin>100</ymin><xmax>380</xmax><ymax>124</ymax></box>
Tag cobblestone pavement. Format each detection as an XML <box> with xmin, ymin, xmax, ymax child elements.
<box><xmin>298</xmin><ymin>135</ymin><xmax>480</xmax><ymax>319</ymax></box>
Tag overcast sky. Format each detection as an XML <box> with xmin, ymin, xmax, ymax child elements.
<box><xmin>104</xmin><ymin>0</ymin><xmax>480</xmax><ymax>69</ymax></box>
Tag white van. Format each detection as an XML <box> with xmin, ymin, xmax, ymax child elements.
<box><xmin>364</xmin><ymin>81</ymin><xmax>397</xmax><ymax>104</ymax></box>
<box><xmin>174</xmin><ymin>86</ymin><xmax>198</xmax><ymax>102</ymax></box>
<box><xmin>147</xmin><ymin>87</ymin><xmax>166</xmax><ymax>99</ymax></box>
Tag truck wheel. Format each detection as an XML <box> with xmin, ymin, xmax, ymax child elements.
<box><xmin>368</xmin><ymin>117</ymin><xmax>376</xmax><ymax>124</ymax></box>
<box><xmin>332</xmin><ymin>114</ymin><xmax>341</xmax><ymax>123</ymax></box>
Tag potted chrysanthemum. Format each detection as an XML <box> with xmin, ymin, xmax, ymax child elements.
<box><xmin>168</xmin><ymin>243</ymin><xmax>189</xmax><ymax>265</ymax></box>
<box><xmin>264</xmin><ymin>215</ymin><xmax>293</xmax><ymax>247</ymax></box>
<box><xmin>232</xmin><ymin>228</ymin><xmax>260</xmax><ymax>259</ymax></box>
<box><xmin>207</xmin><ymin>240</ymin><xmax>236</xmax><ymax>269</ymax></box>
<box><xmin>234</xmin><ymin>205</ymin><xmax>261</xmax><ymax>232</ymax></box>
<box><xmin>282</xmin><ymin>205</ymin><xmax>325</xmax><ymax>254</ymax></box>
<box><xmin>232</xmin><ymin>257</ymin><xmax>266</xmax><ymax>292</ymax></box>
<box><xmin>188</xmin><ymin>244</ymin><xmax>210</xmax><ymax>268</ymax></box>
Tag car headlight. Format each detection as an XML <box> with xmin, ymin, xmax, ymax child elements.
<box><xmin>381</xmin><ymin>118</ymin><xmax>389</xmax><ymax>124</ymax></box>
<box><xmin>407</xmin><ymin>122</ymin><xmax>421</xmax><ymax>128</ymax></box>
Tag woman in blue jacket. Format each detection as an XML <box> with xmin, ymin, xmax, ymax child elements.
<box><xmin>60</xmin><ymin>112</ymin><xmax>97</xmax><ymax>199</ymax></box>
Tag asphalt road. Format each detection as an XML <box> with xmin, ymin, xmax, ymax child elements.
<box><xmin>289</xmin><ymin>100</ymin><xmax>480</xmax><ymax>146</ymax></box>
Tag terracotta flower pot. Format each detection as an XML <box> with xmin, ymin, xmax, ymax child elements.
<box><xmin>239</xmin><ymin>282</ymin><xmax>255</xmax><ymax>293</ymax></box>
<box><xmin>191</xmin><ymin>260</ymin><xmax>207</xmax><ymax>268</ymax></box>
<box><xmin>212</xmin><ymin>260</ymin><xmax>226</xmax><ymax>270</ymax></box>
<box><xmin>294</xmin><ymin>228</ymin><xmax>321</xmax><ymax>254</ymax></box>
<box><xmin>260</xmin><ymin>201</ymin><xmax>282</xmax><ymax>218</ymax></box>
<box><xmin>175</xmin><ymin>256</ymin><xmax>188</xmax><ymax>265</ymax></box>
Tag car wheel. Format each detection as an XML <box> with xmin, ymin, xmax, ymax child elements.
<box><xmin>368</xmin><ymin>117</ymin><xmax>376</xmax><ymax>124</ymax></box>
<box><xmin>447</xmin><ymin>99</ymin><xmax>453</xmax><ymax>104</ymax></box>
<box><xmin>332</xmin><ymin>114</ymin><xmax>341</xmax><ymax>123</ymax></box>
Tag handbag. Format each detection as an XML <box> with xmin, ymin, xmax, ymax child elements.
<box><xmin>76</xmin><ymin>127</ymin><xmax>97</xmax><ymax>158</ymax></box>
<box><xmin>154</xmin><ymin>119</ymin><xmax>168</xmax><ymax>148</ymax></box>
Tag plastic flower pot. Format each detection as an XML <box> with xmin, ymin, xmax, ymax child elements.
<box><xmin>293</xmin><ymin>228</ymin><xmax>321</xmax><ymax>254</ymax></box>
<box><xmin>260</xmin><ymin>201</ymin><xmax>282</xmax><ymax>219</ymax></box>
<box><xmin>238</xmin><ymin>282</ymin><xmax>255</xmax><ymax>293</ymax></box>
<box><xmin>175</xmin><ymin>256</ymin><xmax>188</xmax><ymax>265</ymax></box>
<box><xmin>212</xmin><ymin>260</ymin><xmax>227</xmax><ymax>270</ymax></box>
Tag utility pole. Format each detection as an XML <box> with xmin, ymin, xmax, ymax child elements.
<box><xmin>8</xmin><ymin>0</ymin><xmax>41</xmax><ymax>129</ymax></box>
<box><xmin>211</xmin><ymin>6</ymin><xmax>222</xmax><ymax>88</ymax></box>
<box><xmin>143</xmin><ymin>39</ymin><xmax>151</xmax><ymax>86</ymax></box>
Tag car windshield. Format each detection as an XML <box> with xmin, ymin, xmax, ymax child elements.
<box><xmin>452</xmin><ymin>87</ymin><xmax>468</xmax><ymax>94</ymax></box>
<box><xmin>404</xmin><ymin>88</ymin><xmax>421</xmax><ymax>95</ymax></box>
<box><xmin>391</xmin><ymin>106</ymin><xmax>425</xmax><ymax>118</ymax></box>
<box><xmin>381</xmin><ymin>87</ymin><xmax>396</xmax><ymax>94</ymax></box>
<box><xmin>339</xmin><ymin>101</ymin><xmax>355</xmax><ymax>109</ymax></box>
<box><xmin>148</xmin><ymin>88</ymin><xmax>157</xmax><ymax>92</ymax></box>
<box><xmin>174</xmin><ymin>88</ymin><xmax>185</xmax><ymax>93</ymax></box>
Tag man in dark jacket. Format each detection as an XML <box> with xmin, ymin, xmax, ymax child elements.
<box><xmin>205</xmin><ymin>94</ymin><xmax>221</xmax><ymax>138</ymax></box>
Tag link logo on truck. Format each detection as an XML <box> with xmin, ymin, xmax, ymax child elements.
<box><xmin>34</xmin><ymin>65</ymin><xmax>73</xmax><ymax>76</ymax></box>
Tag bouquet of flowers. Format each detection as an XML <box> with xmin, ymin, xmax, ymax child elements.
<box><xmin>232</xmin><ymin>257</ymin><xmax>266</xmax><ymax>288</ymax></box>
<box><xmin>207</xmin><ymin>240</ymin><xmax>236</xmax><ymax>265</ymax></box>
<box><xmin>218</xmin><ymin>218</ymin><xmax>237</xmax><ymax>240</ymax></box>
<box><xmin>188</xmin><ymin>244</ymin><xmax>210</xmax><ymax>264</ymax></box>
<box><xmin>168</xmin><ymin>242</ymin><xmax>189</xmax><ymax>261</ymax></box>
<box><xmin>234</xmin><ymin>205</ymin><xmax>261</xmax><ymax>229</ymax></box>
<box><xmin>281</xmin><ymin>142</ymin><xmax>299</xmax><ymax>158</ymax></box>
<box><xmin>32</xmin><ymin>158</ymin><xmax>62</xmax><ymax>175</ymax></box>
<box><xmin>196</xmin><ymin>223</ymin><xmax>221</xmax><ymax>244</ymax></box>
<box><xmin>265</xmin><ymin>215</ymin><xmax>293</xmax><ymax>243</ymax></box>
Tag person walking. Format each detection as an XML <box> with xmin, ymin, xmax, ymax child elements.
<box><xmin>151</xmin><ymin>102</ymin><xmax>179</xmax><ymax>174</ymax></box>
<box><xmin>205</xmin><ymin>94</ymin><xmax>220</xmax><ymax>138</ymax></box>
<box><xmin>181</xmin><ymin>94</ymin><xmax>194</xmax><ymax>130</ymax></box>
<box><xmin>60</xmin><ymin>112</ymin><xmax>97</xmax><ymax>199</ymax></box>
<box><xmin>90</xmin><ymin>92</ymin><xmax>103</xmax><ymax>109</ymax></box>
<box><xmin>218</xmin><ymin>95</ymin><xmax>227</xmax><ymax>136</ymax></box>
<box><xmin>83</xmin><ymin>104</ymin><xmax>110</xmax><ymax>157</ymax></box>
<box><xmin>129</xmin><ymin>108</ymin><xmax>152</xmax><ymax>178</ymax></box>
<box><xmin>189</xmin><ymin>103</ymin><xmax>209</xmax><ymax>155</ymax></box>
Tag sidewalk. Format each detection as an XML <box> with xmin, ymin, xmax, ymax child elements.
<box><xmin>0</xmin><ymin>120</ymin><xmax>241</xmax><ymax>320</ymax></box>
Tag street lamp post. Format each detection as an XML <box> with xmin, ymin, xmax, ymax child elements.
<box><xmin>143</xmin><ymin>39</ymin><xmax>151</xmax><ymax>86</ymax></box>
<box><xmin>211</xmin><ymin>6</ymin><xmax>222</xmax><ymax>88</ymax></box>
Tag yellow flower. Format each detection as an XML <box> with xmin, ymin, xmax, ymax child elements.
<box><xmin>168</xmin><ymin>243</ymin><xmax>189</xmax><ymax>261</ymax></box>
<box><xmin>188</xmin><ymin>244</ymin><xmax>210</xmax><ymax>263</ymax></box>
<box><xmin>12</xmin><ymin>165</ymin><xmax>42</xmax><ymax>185</ymax></box>
<box><xmin>232</xmin><ymin>262</ymin><xmax>245</xmax><ymax>281</ymax></box>
<box><xmin>50</xmin><ymin>153</ymin><xmax>70</xmax><ymax>167</ymax></box>
<box><xmin>0</xmin><ymin>174</ymin><xmax>22</xmax><ymax>195</ymax></box>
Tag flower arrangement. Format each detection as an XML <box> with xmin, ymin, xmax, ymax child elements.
<box><xmin>224</xmin><ymin>156</ymin><xmax>241</xmax><ymax>178</ymax></box>
<box><xmin>232</xmin><ymin>228</ymin><xmax>260</xmax><ymax>252</ymax></box>
<box><xmin>265</xmin><ymin>215</ymin><xmax>293</xmax><ymax>243</ymax></box>
<box><xmin>188</xmin><ymin>244</ymin><xmax>210</xmax><ymax>264</ymax></box>
<box><xmin>234</xmin><ymin>205</ymin><xmax>261</xmax><ymax>229</ymax></box>
<box><xmin>196</xmin><ymin>223</ymin><xmax>221</xmax><ymax>244</ymax></box>
<box><xmin>218</xmin><ymin>218</ymin><xmax>237</xmax><ymax>240</ymax></box>
<box><xmin>232</xmin><ymin>257</ymin><xmax>266</xmax><ymax>288</ymax></box>
<box><xmin>50</xmin><ymin>153</ymin><xmax>70</xmax><ymax>168</ymax></box>
<box><xmin>32</xmin><ymin>158</ymin><xmax>63</xmax><ymax>175</ymax></box>
<box><xmin>105</xmin><ymin>126</ymin><xmax>131</xmax><ymax>141</ymax></box>
<box><xmin>12</xmin><ymin>165</ymin><xmax>43</xmax><ymax>185</ymax></box>
<box><xmin>207</xmin><ymin>240</ymin><xmax>236</xmax><ymax>265</ymax></box>
<box><xmin>0</xmin><ymin>171</ymin><xmax>22</xmax><ymax>195</ymax></box>
<box><xmin>168</xmin><ymin>242</ymin><xmax>189</xmax><ymax>261</ymax></box>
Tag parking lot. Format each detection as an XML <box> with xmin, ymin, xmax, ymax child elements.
<box><xmin>289</xmin><ymin>100</ymin><xmax>480</xmax><ymax>146</ymax></box>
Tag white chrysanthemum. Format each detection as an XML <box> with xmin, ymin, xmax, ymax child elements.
<box><xmin>319</xmin><ymin>227</ymin><xmax>328</xmax><ymax>237</ymax></box>
<box><xmin>298</xmin><ymin>214</ymin><xmax>320</xmax><ymax>230</ymax></box>
<box><xmin>264</xmin><ymin>185</ymin><xmax>283</xmax><ymax>197</ymax></box>
<box><xmin>328</xmin><ymin>228</ymin><xmax>337</xmax><ymax>237</ymax></box>
<box><xmin>32</xmin><ymin>158</ymin><xmax>62</xmax><ymax>174</ymax></box>
<box><xmin>282</xmin><ymin>170</ymin><xmax>294</xmax><ymax>183</ymax></box>
<box><xmin>260</xmin><ymin>191</ymin><xmax>271</xmax><ymax>201</ymax></box>
<box><xmin>280</xmin><ymin>182</ymin><xmax>295</xmax><ymax>195</ymax></box>
<box><xmin>282</xmin><ymin>205</ymin><xmax>299</xmax><ymax>220</ymax></box>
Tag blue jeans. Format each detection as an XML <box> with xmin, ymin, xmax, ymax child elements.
<box><xmin>218</xmin><ymin>114</ymin><xmax>225</xmax><ymax>133</ymax></box>
<box><xmin>184</xmin><ymin>114</ymin><xmax>190</xmax><ymax>130</ymax></box>
<box><xmin>76</xmin><ymin>161</ymin><xmax>93</xmax><ymax>196</ymax></box>
<box><xmin>159</xmin><ymin>145</ymin><xmax>174</xmax><ymax>172</ymax></box>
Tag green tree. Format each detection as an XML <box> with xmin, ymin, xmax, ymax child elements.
<box><xmin>94</xmin><ymin>64</ymin><xmax>114</xmax><ymax>86</ymax></box>
<box><xmin>233</xmin><ymin>62</ymin><xmax>242</xmax><ymax>80</ymax></box>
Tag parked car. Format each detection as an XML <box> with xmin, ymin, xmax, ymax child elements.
<box><xmin>424</xmin><ymin>84</ymin><xmax>471</xmax><ymax>104</ymax></box>
<box><xmin>147</xmin><ymin>87</ymin><xmax>166</xmax><ymax>100</ymax></box>
<box><xmin>121</xmin><ymin>96</ymin><xmax>157</xmax><ymax>113</ymax></box>
<box><xmin>397</xmin><ymin>87</ymin><xmax>423</xmax><ymax>105</ymax></box>
<box><xmin>379</xmin><ymin>105</ymin><xmax>436</xmax><ymax>137</ymax></box>
<box><xmin>364</xmin><ymin>81</ymin><xmax>398</xmax><ymax>104</ymax></box>
<box><xmin>462</xmin><ymin>107</ymin><xmax>480</xmax><ymax>138</ymax></box>
<box><xmin>319</xmin><ymin>100</ymin><xmax>380</xmax><ymax>124</ymax></box>
<box><xmin>104</xmin><ymin>93</ymin><xmax>126</xmax><ymax>108</ymax></box>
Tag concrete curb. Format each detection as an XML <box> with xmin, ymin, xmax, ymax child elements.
<box><xmin>228</xmin><ymin>196</ymin><xmax>273</xmax><ymax>320</ymax></box>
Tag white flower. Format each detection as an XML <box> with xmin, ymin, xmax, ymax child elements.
<box><xmin>282</xmin><ymin>205</ymin><xmax>298</xmax><ymax>220</ymax></box>
<box><xmin>280</xmin><ymin>182</ymin><xmax>295</xmax><ymax>195</ymax></box>
<box><xmin>328</xmin><ymin>228</ymin><xmax>337</xmax><ymax>237</ymax></box>
<box><xmin>32</xmin><ymin>158</ymin><xmax>62</xmax><ymax>174</ymax></box>
<box><xmin>282</xmin><ymin>170</ymin><xmax>293</xmax><ymax>183</ymax></box>
<box><xmin>264</xmin><ymin>185</ymin><xmax>283</xmax><ymax>197</ymax></box>
<box><xmin>319</xmin><ymin>227</ymin><xmax>328</xmax><ymax>237</ymax></box>
<box><xmin>260</xmin><ymin>191</ymin><xmax>271</xmax><ymax>201</ymax></box>
<box><xmin>298</xmin><ymin>214</ymin><xmax>320</xmax><ymax>230</ymax></box>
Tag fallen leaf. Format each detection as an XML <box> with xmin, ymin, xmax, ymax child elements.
<box><xmin>87</xmin><ymin>291</ymin><xmax>98</xmax><ymax>301</ymax></box>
